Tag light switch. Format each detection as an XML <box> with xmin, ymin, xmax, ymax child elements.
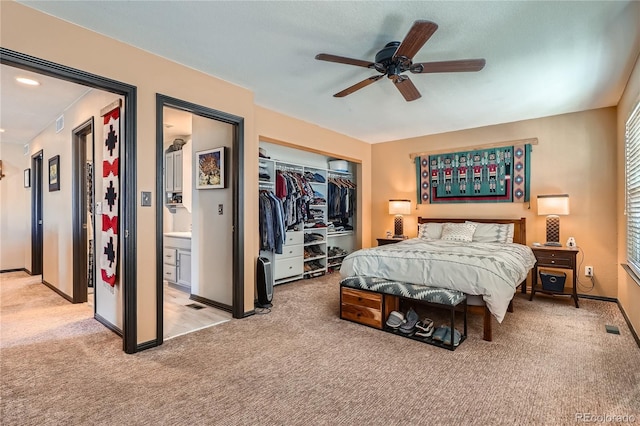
<box><xmin>218</xmin><ymin>204</ymin><xmax>223</xmax><ymax>215</ymax></box>
<box><xmin>141</xmin><ymin>191</ymin><xmax>152</xmax><ymax>207</ymax></box>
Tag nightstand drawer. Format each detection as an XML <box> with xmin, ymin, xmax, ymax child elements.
<box><xmin>536</xmin><ymin>256</ymin><xmax>572</xmax><ymax>268</ymax></box>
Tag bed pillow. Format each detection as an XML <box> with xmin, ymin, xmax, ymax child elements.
<box><xmin>417</xmin><ymin>222</ymin><xmax>446</xmax><ymax>239</ymax></box>
<box><xmin>466</xmin><ymin>221</ymin><xmax>515</xmax><ymax>243</ymax></box>
<box><xmin>440</xmin><ymin>222</ymin><xmax>477</xmax><ymax>243</ymax></box>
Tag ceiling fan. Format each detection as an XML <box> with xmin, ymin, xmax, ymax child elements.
<box><xmin>315</xmin><ymin>20</ymin><xmax>486</xmax><ymax>102</ymax></box>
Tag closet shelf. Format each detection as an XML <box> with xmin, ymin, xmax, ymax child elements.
<box><xmin>327</xmin><ymin>231</ymin><xmax>353</xmax><ymax>237</ymax></box>
<box><xmin>304</xmin><ymin>255</ymin><xmax>325</xmax><ymax>262</ymax></box>
<box><xmin>328</xmin><ymin>254</ymin><xmax>348</xmax><ymax>260</ymax></box>
<box><xmin>304</xmin><ymin>241</ymin><xmax>326</xmax><ymax>247</ymax></box>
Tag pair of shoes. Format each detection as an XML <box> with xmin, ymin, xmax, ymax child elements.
<box><xmin>309</xmin><ymin>245</ymin><xmax>324</xmax><ymax>256</ymax></box>
<box><xmin>443</xmin><ymin>328</ymin><xmax>462</xmax><ymax>347</ymax></box>
<box><xmin>432</xmin><ymin>326</ymin><xmax>450</xmax><ymax>342</ymax></box>
<box><xmin>399</xmin><ymin>308</ymin><xmax>419</xmax><ymax>334</ymax></box>
<box><xmin>414</xmin><ymin>318</ymin><xmax>434</xmax><ymax>338</ymax></box>
<box><xmin>431</xmin><ymin>326</ymin><xmax>462</xmax><ymax>346</ymax></box>
<box><xmin>386</xmin><ymin>311</ymin><xmax>404</xmax><ymax>329</ymax></box>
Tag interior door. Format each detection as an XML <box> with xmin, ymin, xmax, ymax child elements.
<box><xmin>31</xmin><ymin>151</ymin><xmax>43</xmax><ymax>275</ymax></box>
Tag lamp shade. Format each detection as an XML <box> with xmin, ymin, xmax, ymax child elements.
<box><xmin>537</xmin><ymin>194</ymin><xmax>570</xmax><ymax>216</ymax></box>
<box><xmin>389</xmin><ymin>199</ymin><xmax>411</xmax><ymax>215</ymax></box>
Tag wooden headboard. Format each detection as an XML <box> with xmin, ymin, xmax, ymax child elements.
<box><xmin>417</xmin><ymin>217</ymin><xmax>527</xmax><ymax>245</ymax></box>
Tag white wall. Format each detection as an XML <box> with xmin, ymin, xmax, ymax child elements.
<box><xmin>191</xmin><ymin>116</ymin><xmax>233</xmax><ymax>305</ymax></box>
<box><xmin>0</xmin><ymin>142</ymin><xmax>29</xmax><ymax>270</ymax></box>
<box><xmin>26</xmin><ymin>89</ymin><xmax>123</xmax><ymax>329</ymax></box>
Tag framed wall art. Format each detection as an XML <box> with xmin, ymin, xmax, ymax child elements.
<box><xmin>48</xmin><ymin>155</ymin><xmax>60</xmax><ymax>191</ymax></box>
<box><xmin>24</xmin><ymin>168</ymin><xmax>31</xmax><ymax>188</ymax></box>
<box><xmin>196</xmin><ymin>147</ymin><xmax>226</xmax><ymax>189</ymax></box>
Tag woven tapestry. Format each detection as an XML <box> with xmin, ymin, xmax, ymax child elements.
<box><xmin>416</xmin><ymin>144</ymin><xmax>530</xmax><ymax>204</ymax></box>
<box><xmin>100</xmin><ymin>106</ymin><xmax>120</xmax><ymax>286</ymax></box>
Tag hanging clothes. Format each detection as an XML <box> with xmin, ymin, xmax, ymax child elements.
<box><xmin>259</xmin><ymin>190</ymin><xmax>286</xmax><ymax>254</ymax></box>
<box><xmin>328</xmin><ymin>177</ymin><xmax>356</xmax><ymax>221</ymax></box>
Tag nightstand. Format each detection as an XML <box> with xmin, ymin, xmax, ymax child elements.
<box><xmin>376</xmin><ymin>237</ymin><xmax>406</xmax><ymax>246</ymax></box>
<box><xmin>529</xmin><ymin>246</ymin><xmax>579</xmax><ymax>308</ymax></box>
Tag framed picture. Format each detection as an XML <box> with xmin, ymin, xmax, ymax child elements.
<box><xmin>24</xmin><ymin>168</ymin><xmax>31</xmax><ymax>188</ymax></box>
<box><xmin>196</xmin><ymin>147</ymin><xmax>226</xmax><ymax>189</ymax></box>
<box><xmin>48</xmin><ymin>155</ymin><xmax>60</xmax><ymax>191</ymax></box>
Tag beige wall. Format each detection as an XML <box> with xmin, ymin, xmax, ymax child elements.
<box><xmin>1</xmin><ymin>2</ymin><xmax>373</xmax><ymax>346</ymax></box>
<box><xmin>372</xmin><ymin>108</ymin><xmax>618</xmax><ymax>298</ymax></box>
<box><xmin>0</xmin><ymin>142</ymin><xmax>29</xmax><ymax>270</ymax></box>
<box><xmin>617</xmin><ymin>50</ymin><xmax>640</xmax><ymax>335</ymax></box>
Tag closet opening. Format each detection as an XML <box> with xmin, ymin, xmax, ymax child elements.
<box><xmin>155</xmin><ymin>94</ymin><xmax>245</xmax><ymax>346</ymax></box>
<box><xmin>258</xmin><ymin>140</ymin><xmax>360</xmax><ymax>290</ymax></box>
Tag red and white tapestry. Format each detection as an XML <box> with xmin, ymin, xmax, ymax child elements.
<box><xmin>100</xmin><ymin>106</ymin><xmax>120</xmax><ymax>287</ymax></box>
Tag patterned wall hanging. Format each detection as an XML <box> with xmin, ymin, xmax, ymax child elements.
<box><xmin>416</xmin><ymin>143</ymin><xmax>531</xmax><ymax>204</ymax></box>
<box><xmin>100</xmin><ymin>103</ymin><xmax>121</xmax><ymax>286</ymax></box>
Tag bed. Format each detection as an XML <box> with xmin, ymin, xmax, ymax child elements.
<box><xmin>339</xmin><ymin>217</ymin><xmax>536</xmax><ymax>341</ymax></box>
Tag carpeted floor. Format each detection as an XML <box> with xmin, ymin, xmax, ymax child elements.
<box><xmin>1</xmin><ymin>270</ymin><xmax>639</xmax><ymax>425</ymax></box>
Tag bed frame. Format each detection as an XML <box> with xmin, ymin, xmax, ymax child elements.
<box><xmin>417</xmin><ymin>217</ymin><xmax>528</xmax><ymax>341</ymax></box>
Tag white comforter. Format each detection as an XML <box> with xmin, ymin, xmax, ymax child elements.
<box><xmin>340</xmin><ymin>239</ymin><xmax>536</xmax><ymax>322</ymax></box>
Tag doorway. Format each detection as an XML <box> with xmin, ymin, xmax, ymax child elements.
<box><xmin>30</xmin><ymin>150</ymin><xmax>43</xmax><ymax>276</ymax></box>
<box><xmin>1</xmin><ymin>47</ymin><xmax>138</xmax><ymax>353</ymax></box>
<box><xmin>72</xmin><ymin>118</ymin><xmax>94</xmax><ymax>305</ymax></box>
<box><xmin>155</xmin><ymin>94</ymin><xmax>245</xmax><ymax>346</ymax></box>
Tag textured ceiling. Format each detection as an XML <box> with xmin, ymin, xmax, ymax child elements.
<box><xmin>10</xmin><ymin>1</ymin><xmax>640</xmax><ymax>144</ymax></box>
<box><xmin>0</xmin><ymin>65</ymin><xmax>90</xmax><ymax>145</ymax></box>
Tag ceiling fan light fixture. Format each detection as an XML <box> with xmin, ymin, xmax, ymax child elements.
<box><xmin>315</xmin><ymin>19</ymin><xmax>485</xmax><ymax>102</ymax></box>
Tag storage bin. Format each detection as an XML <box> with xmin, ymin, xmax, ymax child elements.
<box><xmin>540</xmin><ymin>270</ymin><xmax>566</xmax><ymax>292</ymax></box>
<box><xmin>328</xmin><ymin>160</ymin><xmax>348</xmax><ymax>172</ymax></box>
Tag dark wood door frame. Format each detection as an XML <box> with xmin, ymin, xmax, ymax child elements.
<box><xmin>1</xmin><ymin>47</ymin><xmax>139</xmax><ymax>354</ymax></box>
<box><xmin>30</xmin><ymin>150</ymin><xmax>43</xmax><ymax>276</ymax></box>
<box><xmin>72</xmin><ymin>118</ymin><xmax>94</xmax><ymax>304</ymax></box>
<box><xmin>155</xmin><ymin>94</ymin><xmax>246</xmax><ymax>347</ymax></box>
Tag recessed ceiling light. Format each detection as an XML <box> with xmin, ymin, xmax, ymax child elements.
<box><xmin>0</xmin><ymin>128</ymin><xmax>5</xmax><ymax>133</ymax></box>
<box><xmin>16</xmin><ymin>77</ymin><xmax>40</xmax><ymax>86</ymax></box>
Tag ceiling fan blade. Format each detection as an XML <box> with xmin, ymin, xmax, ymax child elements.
<box><xmin>393</xmin><ymin>76</ymin><xmax>421</xmax><ymax>102</ymax></box>
<box><xmin>315</xmin><ymin>53</ymin><xmax>374</xmax><ymax>68</ymax></box>
<box><xmin>393</xmin><ymin>20</ymin><xmax>438</xmax><ymax>60</ymax></box>
<box><xmin>334</xmin><ymin>75</ymin><xmax>384</xmax><ymax>97</ymax></box>
<box><xmin>411</xmin><ymin>59</ymin><xmax>486</xmax><ymax>73</ymax></box>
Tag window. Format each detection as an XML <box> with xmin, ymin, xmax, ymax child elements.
<box><xmin>625</xmin><ymin>101</ymin><xmax>640</xmax><ymax>279</ymax></box>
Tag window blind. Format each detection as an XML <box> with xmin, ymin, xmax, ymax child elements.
<box><xmin>625</xmin><ymin>101</ymin><xmax>640</xmax><ymax>278</ymax></box>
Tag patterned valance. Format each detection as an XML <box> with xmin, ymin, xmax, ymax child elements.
<box><xmin>416</xmin><ymin>144</ymin><xmax>531</xmax><ymax>204</ymax></box>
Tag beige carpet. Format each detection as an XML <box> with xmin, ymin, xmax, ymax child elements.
<box><xmin>1</xmin><ymin>270</ymin><xmax>639</xmax><ymax>425</ymax></box>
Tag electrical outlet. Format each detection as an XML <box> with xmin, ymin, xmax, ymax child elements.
<box><xmin>585</xmin><ymin>266</ymin><xmax>594</xmax><ymax>277</ymax></box>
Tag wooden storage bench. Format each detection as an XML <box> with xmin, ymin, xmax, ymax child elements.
<box><xmin>339</xmin><ymin>276</ymin><xmax>467</xmax><ymax>351</ymax></box>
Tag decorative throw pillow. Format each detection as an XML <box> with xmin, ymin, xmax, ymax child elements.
<box><xmin>441</xmin><ymin>222</ymin><xmax>477</xmax><ymax>243</ymax></box>
<box><xmin>418</xmin><ymin>223</ymin><xmax>445</xmax><ymax>239</ymax></box>
<box><xmin>466</xmin><ymin>221</ymin><xmax>515</xmax><ymax>243</ymax></box>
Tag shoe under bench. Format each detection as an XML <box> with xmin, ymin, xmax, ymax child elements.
<box><xmin>339</xmin><ymin>276</ymin><xmax>467</xmax><ymax>351</ymax></box>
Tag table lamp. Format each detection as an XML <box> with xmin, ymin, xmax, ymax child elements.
<box><xmin>388</xmin><ymin>199</ymin><xmax>411</xmax><ymax>238</ymax></box>
<box><xmin>537</xmin><ymin>194</ymin><xmax>570</xmax><ymax>246</ymax></box>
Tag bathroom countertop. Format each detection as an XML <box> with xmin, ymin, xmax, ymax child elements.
<box><xmin>164</xmin><ymin>231</ymin><xmax>192</xmax><ymax>239</ymax></box>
